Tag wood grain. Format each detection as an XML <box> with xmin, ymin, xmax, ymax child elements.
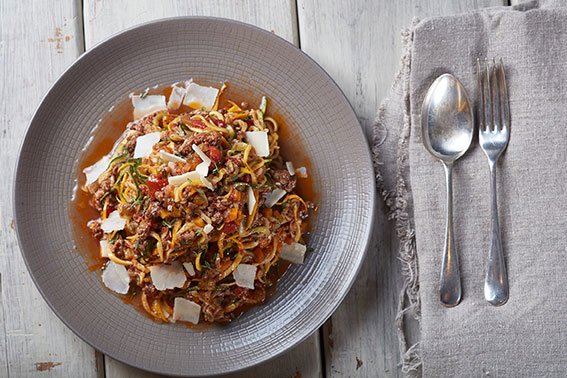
<box><xmin>0</xmin><ymin>0</ymin><xmax>101</xmax><ymax>377</ymax></box>
<box><xmin>82</xmin><ymin>1</ymin><xmax>321</xmax><ymax>377</ymax></box>
<box><xmin>297</xmin><ymin>0</ymin><xmax>505</xmax><ymax>376</ymax></box>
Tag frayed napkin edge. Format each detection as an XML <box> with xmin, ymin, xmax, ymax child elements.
<box><xmin>372</xmin><ymin>17</ymin><xmax>422</xmax><ymax>375</ymax></box>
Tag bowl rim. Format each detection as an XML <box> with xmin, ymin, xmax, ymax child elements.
<box><xmin>13</xmin><ymin>15</ymin><xmax>376</xmax><ymax>376</ymax></box>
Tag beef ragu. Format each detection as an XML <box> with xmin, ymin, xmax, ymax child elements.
<box><xmin>72</xmin><ymin>81</ymin><xmax>316</xmax><ymax>325</ymax></box>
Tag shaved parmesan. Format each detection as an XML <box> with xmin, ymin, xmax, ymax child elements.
<box><xmin>168</xmin><ymin>170</ymin><xmax>201</xmax><ymax>186</ymax></box>
<box><xmin>132</xmin><ymin>95</ymin><xmax>167</xmax><ymax>120</ymax></box>
<box><xmin>296</xmin><ymin>166</ymin><xmax>308</xmax><ymax>178</ymax></box>
<box><xmin>99</xmin><ymin>240</ymin><xmax>111</xmax><ymax>258</ymax></box>
<box><xmin>159</xmin><ymin>150</ymin><xmax>185</xmax><ymax>163</ymax></box>
<box><xmin>83</xmin><ymin>155</ymin><xmax>111</xmax><ymax>186</ymax></box>
<box><xmin>102</xmin><ymin>261</ymin><xmax>130</xmax><ymax>294</ymax></box>
<box><xmin>172</xmin><ymin>297</ymin><xmax>201</xmax><ymax>324</ymax></box>
<box><xmin>196</xmin><ymin>161</ymin><xmax>209</xmax><ymax>177</ymax></box>
<box><xmin>183</xmin><ymin>262</ymin><xmax>196</xmax><ymax>276</ymax></box>
<box><xmin>286</xmin><ymin>161</ymin><xmax>295</xmax><ymax>176</ymax></box>
<box><xmin>149</xmin><ymin>262</ymin><xmax>187</xmax><ymax>291</ymax></box>
<box><xmin>192</xmin><ymin>144</ymin><xmax>211</xmax><ymax>167</ymax></box>
<box><xmin>101</xmin><ymin>211</ymin><xmax>127</xmax><ymax>233</ymax></box>
<box><xmin>264</xmin><ymin>188</ymin><xmax>287</xmax><ymax>208</ymax></box>
<box><xmin>234</xmin><ymin>264</ymin><xmax>256</xmax><ymax>289</ymax></box>
<box><xmin>247</xmin><ymin>186</ymin><xmax>256</xmax><ymax>215</ymax></box>
<box><xmin>201</xmin><ymin>175</ymin><xmax>214</xmax><ymax>190</ymax></box>
<box><xmin>245</xmin><ymin>131</ymin><xmax>270</xmax><ymax>157</ymax></box>
<box><xmin>133</xmin><ymin>132</ymin><xmax>161</xmax><ymax>158</ymax></box>
<box><xmin>280</xmin><ymin>242</ymin><xmax>307</xmax><ymax>264</ymax></box>
<box><xmin>183</xmin><ymin>83</ymin><xmax>219</xmax><ymax>111</ymax></box>
<box><xmin>167</xmin><ymin>86</ymin><xmax>186</xmax><ymax>110</ymax></box>
<box><xmin>203</xmin><ymin>224</ymin><xmax>214</xmax><ymax>234</ymax></box>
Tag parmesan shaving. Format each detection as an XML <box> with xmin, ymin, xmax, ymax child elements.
<box><xmin>234</xmin><ymin>264</ymin><xmax>256</xmax><ymax>289</ymax></box>
<box><xmin>132</xmin><ymin>95</ymin><xmax>167</xmax><ymax>119</ymax></box>
<box><xmin>286</xmin><ymin>161</ymin><xmax>295</xmax><ymax>176</ymax></box>
<box><xmin>192</xmin><ymin>144</ymin><xmax>212</xmax><ymax>167</ymax></box>
<box><xmin>247</xmin><ymin>186</ymin><xmax>256</xmax><ymax>215</ymax></box>
<box><xmin>296</xmin><ymin>166</ymin><xmax>308</xmax><ymax>178</ymax></box>
<box><xmin>101</xmin><ymin>211</ymin><xmax>127</xmax><ymax>233</ymax></box>
<box><xmin>149</xmin><ymin>262</ymin><xmax>187</xmax><ymax>291</ymax></box>
<box><xmin>264</xmin><ymin>188</ymin><xmax>287</xmax><ymax>208</ymax></box>
<box><xmin>245</xmin><ymin>131</ymin><xmax>270</xmax><ymax>157</ymax></box>
<box><xmin>102</xmin><ymin>261</ymin><xmax>130</xmax><ymax>294</ymax></box>
<box><xmin>196</xmin><ymin>161</ymin><xmax>209</xmax><ymax>177</ymax></box>
<box><xmin>159</xmin><ymin>150</ymin><xmax>185</xmax><ymax>163</ymax></box>
<box><xmin>183</xmin><ymin>83</ymin><xmax>219</xmax><ymax>111</ymax></box>
<box><xmin>83</xmin><ymin>155</ymin><xmax>111</xmax><ymax>186</ymax></box>
<box><xmin>133</xmin><ymin>132</ymin><xmax>161</xmax><ymax>159</ymax></box>
<box><xmin>183</xmin><ymin>262</ymin><xmax>196</xmax><ymax>276</ymax></box>
<box><xmin>168</xmin><ymin>171</ymin><xmax>201</xmax><ymax>186</ymax></box>
<box><xmin>99</xmin><ymin>240</ymin><xmax>111</xmax><ymax>258</ymax></box>
<box><xmin>203</xmin><ymin>224</ymin><xmax>214</xmax><ymax>234</ymax></box>
<box><xmin>172</xmin><ymin>297</ymin><xmax>201</xmax><ymax>324</ymax></box>
<box><xmin>167</xmin><ymin>85</ymin><xmax>186</xmax><ymax>110</ymax></box>
<box><xmin>280</xmin><ymin>242</ymin><xmax>307</xmax><ymax>264</ymax></box>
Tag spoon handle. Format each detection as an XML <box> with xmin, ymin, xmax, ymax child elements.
<box><xmin>484</xmin><ymin>162</ymin><xmax>508</xmax><ymax>305</ymax></box>
<box><xmin>440</xmin><ymin>162</ymin><xmax>462</xmax><ymax>307</ymax></box>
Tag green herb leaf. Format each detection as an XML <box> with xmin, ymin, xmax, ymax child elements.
<box><xmin>140</xmin><ymin>89</ymin><xmax>149</xmax><ymax>99</ymax></box>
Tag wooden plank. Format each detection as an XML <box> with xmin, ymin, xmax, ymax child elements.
<box><xmin>83</xmin><ymin>0</ymin><xmax>298</xmax><ymax>47</ymax></box>
<box><xmin>297</xmin><ymin>0</ymin><xmax>506</xmax><ymax>377</ymax></box>
<box><xmin>82</xmin><ymin>1</ymin><xmax>321</xmax><ymax>377</ymax></box>
<box><xmin>0</xmin><ymin>1</ymin><xmax>101</xmax><ymax>377</ymax></box>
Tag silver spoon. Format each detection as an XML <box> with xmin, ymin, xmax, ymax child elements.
<box><xmin>421</xmin><ymin>74</ymin><xmax>474</xmax><ymax>307</ymax></box>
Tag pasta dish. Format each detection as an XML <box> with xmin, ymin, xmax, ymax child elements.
<box><xmin>82</xmin><ymin>81</ymin><xmax>315</xmax><ymax>324</ymax></box>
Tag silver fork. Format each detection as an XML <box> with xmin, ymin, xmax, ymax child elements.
<box><xmin>477</xmin><ymin>58</ymin><xmax>510</xmax><ymax>306</ymax></box>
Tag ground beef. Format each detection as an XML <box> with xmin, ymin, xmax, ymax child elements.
<box><xmin>177</xmin><ymin>230</ymin><xmax>195</xmax><ymax>244</ymax></box>
<box><xmin>88</xmin><ymin>220</ymin><xmax>103</xmax><ymax>240</ymax></box>
<box><xmin>144</xmin><ymin>201</ymin><xmax>162</xmax><ymax>219</ymax></box>
<box><xmin>111</xmin><ymin>239</ymin><xmax>126</xmax><ymax>258</ymax></box>
<box><xmin>90</xmin><ymin>188</ymin><xmax>105</xmax><ymax>211</ymax></box>
<box><xmin>204</xmin><ymin>194</ymin><xmax>233</xmax><ymax>225</ymax></box>
<box><xmin>142</xmin><ymin>283</ymin><xmax>158</xmax><ymax>299</ymax></box>
<box><xmin>124</xmin><ymin>130</ymin><xmax>143</xmax><ymax>152</ymax></box>
<box><xmin>178</xmin><ymin>131</ymin><xmax>221</xmax><ymax>156</ymax></box>
<box><xmin>120</xmin><ymin>203</ymin><xmax>136</xmax><ymax>217</ymax></box>
<box><xmin>136</xmin><ymin>219</ymin><xmax>154</xmax><ymax>239</ymax></box>
<box><xmin>272</xmin><ymin>169</ymin><xmax>297</xmax><ymax>192</ymax></box>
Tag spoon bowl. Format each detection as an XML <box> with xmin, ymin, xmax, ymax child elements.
<box><xmin>421</xmin><ymin>73</ymin><xmax>473</xmax><ymax>307</ymax></box>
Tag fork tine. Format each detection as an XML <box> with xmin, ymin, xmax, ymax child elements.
<box><xmin>491</xmin><ymin>58</ymin><xmax>501</xmax><ymax>131</ymax></box>
<box><xmin>485</xmin><ymin>58</ymin><xmax>494</xmax><ymax>131</ymax></box>
<box><xmin>477</xmin><ymin>58</ymin><xmax>486</xmax><ymax>132</ymax></box>
<box><xmin>498</xmin><ymin>58</ymin><xmax>510</xmax><ymax>132</ymax></box>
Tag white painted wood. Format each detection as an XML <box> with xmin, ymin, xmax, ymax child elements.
<box><xmin>83</xmin><ymin>0</ymin><xmax>298</xmax><ymax>47</ymax></box>
<box><xmin>82</xmin><ymin>1</ymin><xmax>321</xmax><ymax>377</ymax></box>
<box><xmin>297</xmin><ymin>0</ymin><xmax>506</xmax><ymax>377</ymax></box>
<box><xmin>0</xmin><ymin>1</ymin><xmax>100</xmax><ymax>377</ymax></box>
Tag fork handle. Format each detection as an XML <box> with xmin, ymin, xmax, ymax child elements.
<box><xmin>484</xmin><ymin>162</ymin><xmax>509</xmax><ymax>305</ymax></box>
<box><xmin>440</xmin><ymin>161</ymin><xmax>462</xmax><ymax>307</ymax></box>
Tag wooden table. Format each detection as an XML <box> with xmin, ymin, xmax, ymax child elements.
<box><xmin>1</xmin><ymin>1</ymin><xmax>511</xmax><ymax>377</ymax></box>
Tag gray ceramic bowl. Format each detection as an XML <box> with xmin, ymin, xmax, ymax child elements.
<box><xmin>14</xmin><ymin>17</ymin><xmax>375</xmax><ymax>376</ymax></box>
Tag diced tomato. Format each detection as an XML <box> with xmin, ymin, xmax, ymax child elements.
<box><xmin>208</xmin><ymin>146</ymin><xmax>222</xmax><ymax>162</ymax></box>
<box><xmin>233</xmin><ymin>286</ymin><xmax>247</xmax><ymax>296</ymax></box>
<box><xmin>254</xmin><ymin>247</ymin><xmax>266</xmax><ymax>263</ymax></box>
<box><xmin>222</xmin><ymin>222</ymin><xmax>238</xmax><ymax>234</ymax></box>
<box><xmin>213</xmin><ymin>119</ymin><xmax>227</xmax><ymax>128</ymax></box>
<box><xmin>190</xmin><ymin>118</ymin><xmax>206</xmax><ymax>129</ymax></box>
<box><xmin>147</xmin><ymin>174</ymin><xmax>168</xmax><ymax>194</ymax></box>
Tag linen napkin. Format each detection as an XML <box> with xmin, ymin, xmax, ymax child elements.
<box><xmin>374</xmin><ymin>1</ymin><xmax>567</xmax><ymax>376</ymax></box>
